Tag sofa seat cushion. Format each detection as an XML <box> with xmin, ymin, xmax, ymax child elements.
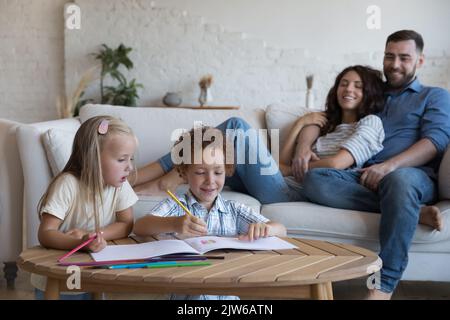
<box><xmin>261</xmin><ymin>201</ymin><xmax>450</xmax><ymax>245</ymax></box>
<box><xmin>133</xmin><ymin>185</ymin><xmax>261</xmax><ymax>221</ymax></box>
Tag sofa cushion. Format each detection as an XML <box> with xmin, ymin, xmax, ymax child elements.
<box><xmin>80</xmin><ymin>104</ymin><xmax>266</xmax><ymax>167</ymax></box>
<box><xmin>133</xmin><ymin>185</ymin><xmax>261</xmax><ymax>221</ymax></box>
<box><xmin>261</xmin><ymin>201</ymin><xmax>450</xmax><ymax>245</ymax></box>
<box><xmin>41</xmin><ymin>128</ymin><xmax>76</xmax><ymax>176</ymax></box>
<box><xmin>265</xmin><ymin>103</ymin><xmax>322</xmax><ymax>148</ymax></box>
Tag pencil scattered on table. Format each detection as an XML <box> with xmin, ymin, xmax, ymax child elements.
<box><xmin>103</xmin><ymin>261</ymin><xmax>211</xmax><ymax>269</ymax></box>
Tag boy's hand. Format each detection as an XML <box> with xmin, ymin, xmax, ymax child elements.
<box><xmin>239</xmin><ymin>223</ymin><xmax>270</xmax><ymax>241</ymax></box>
<box><xmin>83</xmin><ymin>232</ymin><xmax>107</xmax><ymax>253</ymax></box>
<box><xmin>176</xmin><ymin>215</ymin><xmax>208</xmax><ymax>236</ymax></box>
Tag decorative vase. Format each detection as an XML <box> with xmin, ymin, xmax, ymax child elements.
<box><xmin>306</xmin><ymin>89</ymin><xmax>315</xmax><ymax>109</ymax></box>
<box><xmin>198</xmin><ymin>88</ymin><xmax>213</xmax><ymax>107</ymax></box>
<box><xmin>163</xmin><ymin>92</ymin><xmax>182</xmax><ymax>107</ymax></box>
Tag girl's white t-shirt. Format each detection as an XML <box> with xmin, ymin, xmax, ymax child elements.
<box><xmin>32</xmin><ymin>173</ymin><xmax>138</xmax><ymax>292</ymax></box>
<box><xmin>40</xmin><ymin>173</ymin><xmax>138</xmax><ymax>232</ymax></box>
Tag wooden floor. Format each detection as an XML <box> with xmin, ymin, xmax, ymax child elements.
<box><xmin>1</xmin><ymin>269</ymin><xmax>449</xmax><ymax>300</ymax></box>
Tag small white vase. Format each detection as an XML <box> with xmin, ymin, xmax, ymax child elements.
<box><xmin>306</xmin><ymin>89</ymin><xmax>314</xmax><ymax>109</ymax></box>
<box><xmin>199</xmin><ymin>88</ymin><xmax>213</xmax><ymax>107</ymax></box>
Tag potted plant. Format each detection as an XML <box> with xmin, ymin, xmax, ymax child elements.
<box><xmin>93</xmin><ymin>43</ymin><xmax>143</xmax><ymax>107</ymax></box>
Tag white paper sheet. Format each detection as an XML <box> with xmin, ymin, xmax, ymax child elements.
<box><xmin>90</xmin><ymin>236</ymin><xmax>297</xmax><ymax>262</ymax></box>
<box><xmin>184</xmin><ymin>236</ymin><xmax>297</xmax><ymax>254</ymax></box>
<box><xmin>90</xmin><ymin>239</ymin><xmax>199</xmax><ymax>262</ymax></box>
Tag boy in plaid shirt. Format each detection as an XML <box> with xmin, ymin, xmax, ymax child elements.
<box><xmin>134</xmin><ymin>126</ymin><xmax>286</xmax><ymax>300</ymax></box>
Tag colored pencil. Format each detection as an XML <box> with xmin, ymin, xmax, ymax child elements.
<box><xmin>58</xmin><ymin>234</ymin><xmax>97</xmax><ymax>262</ymax></box>
<box><xmin>58</xmin><ymin>254</ymin><xmax>223</xmax><ymax>267</ymax></box>
<box><xmin>106</xmin><ymin>261</ymin><xmax>211</xmax><ymax>269</ymax></box>
<box><xmin>166</xmin><ymin>190</ymin><xmax>193</xmax><ymax>217</ymax></box>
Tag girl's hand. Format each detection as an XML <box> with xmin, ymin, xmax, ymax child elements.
<box><xmin>297</xmin><ymin>112</ymin><xmax>327</xmax><ymax>128</ymax></box>
<box><xmin>175</xmin><ymin>215</ymin><xmax>208</xmax><ymax>236</ymax></box>
<box><xmin>239</xmin><ymin>223</ymin><xmax>270</xmax><ymax>241</ymax></box>
<box><xmin>83</xmin><ymin>232</ymin><xmax>107</xmax><ymax>253</ymax></box>
<box><xmin>65</xmin><ymin>228</ymin><xmax>87</xmax><ymax>240</ymax></box>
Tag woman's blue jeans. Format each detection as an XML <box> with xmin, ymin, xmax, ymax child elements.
<box><xmin>302</xmin><ymin>167</ymin><xmax>437</xmax><ymax>293</ymax></box>
<box><xmin>158</xmin><ymin>117</ymin><xmax>301</xmax><ymax>204</ymax></box>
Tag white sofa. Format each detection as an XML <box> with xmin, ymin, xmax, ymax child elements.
<box><xmin>1</xmin><ymin>104</ymin><xmax>450</xmax><ymax>287</ymax></box>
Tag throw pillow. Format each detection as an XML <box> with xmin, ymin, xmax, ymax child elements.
<box><xmin>265</xmin><ymin>103</ymin><xmax>322</xmax><ymax>148</ymax></box>
<box><xmin>41</xmin><ymin>128</ymin><xmax>76</xmax><ymax>176</ymax></box>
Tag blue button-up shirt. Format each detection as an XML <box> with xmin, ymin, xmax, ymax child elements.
<box><xmin>365</xmin><ymin>78</ymin><xmax>450</xmax><ymax>178</ymax></box>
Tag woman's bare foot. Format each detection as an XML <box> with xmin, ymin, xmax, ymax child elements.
<box><xmin>365</xmin><ymin>289</ymin><xmax>392</xmax><ymax>300</ymax></box>
<box><xmin>134</xmin><ymin>169</ymin><xmax>185</xmax><ymax>196</ymax></box>
<box><xmin>419</xmin><ymin>205</ymin><xmax>443</xmax><ymax>231</ymax></box>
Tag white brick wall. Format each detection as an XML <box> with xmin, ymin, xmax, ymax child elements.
<box><xmin>0</xmin><ymin>0</ymin><xmax>67</xmax><ymax>123</ymax></box>
<box><xmin>66</xmin><ymin>0</ymin><xmax>450</xmax><ymax>113</ymax></box>
<box><xmin>1</xmin><ymin>0</ymin><xmax>449</xmax><ymax>122</ymax></box>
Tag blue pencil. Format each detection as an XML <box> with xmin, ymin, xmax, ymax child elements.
<box><xmin>106</xmin><ymin>261</ymin><xmax>211</xmax><ymax>269</ymax></box>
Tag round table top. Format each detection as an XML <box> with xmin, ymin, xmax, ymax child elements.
<box><xmin>18</xmin><ymin>236</ymin><xmax>381</xmax><ymax>294</ymax></box>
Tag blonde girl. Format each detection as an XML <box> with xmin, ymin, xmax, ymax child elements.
<box><xmin>33</xmin><ymin>115</ymin><xmax>139</xmax><ymax>299</ymax></box>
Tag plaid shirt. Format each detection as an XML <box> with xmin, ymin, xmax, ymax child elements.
<box><xmin>150</xmin><ymin>191</ymin><xmax>269</xmax><ymax>236</ymax></box>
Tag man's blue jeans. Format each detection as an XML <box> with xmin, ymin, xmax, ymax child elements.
<box><xmin>302</xmin><ymin>167</ymin><xmax>437</xmax><ymax>293</ymax></box>
<box><xmin>159</xmin><ymin>117</ymin><xmax>300</xmax><ymax>204</ymax></box>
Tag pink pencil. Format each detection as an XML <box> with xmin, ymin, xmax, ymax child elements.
<box><xmin>58</xmin><ymin>234</ymin><xmax>97</xmax><ymax>262</ymax></box>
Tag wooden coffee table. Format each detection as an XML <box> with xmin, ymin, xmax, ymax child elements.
<box><xmin>17</xmin><ymin>236</ymin><xmax>381</xmax><ymax>300</ymax></box>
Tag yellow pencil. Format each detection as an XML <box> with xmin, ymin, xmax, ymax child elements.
<box><xmin>166</xmin><ymin>190</ymin><xmax>194</xmax><ymax>217</ymax></box>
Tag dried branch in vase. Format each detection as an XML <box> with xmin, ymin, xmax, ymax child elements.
<box><xmin>306</xmin><ymin>74</ymin><xmax>314</xmax><ymax>90</ymax></box>
<box><xmin>57</xmin><ymin>66</ymin><xmax>99</xmax><ymax>118</ymax></box>
<box><xmin>199</xmin><ymin>74</ymin><xmax>213</xmax><ymax>89</ymax></box>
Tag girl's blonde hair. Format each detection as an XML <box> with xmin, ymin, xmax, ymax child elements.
<box><xmin>38</xmin><ymin>115</ymin><xmax>136</xmax><ymax>231</ymax></box>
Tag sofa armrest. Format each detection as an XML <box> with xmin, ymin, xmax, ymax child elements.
<box><xmin>16</xmin><ymin>117</ymin><xmax>80</xmax><ymax>248</ymax></box>
<box><xmin>0</xmin><ymin>119</ymin><xmax>24</xmax><ymax>262</ymax></box>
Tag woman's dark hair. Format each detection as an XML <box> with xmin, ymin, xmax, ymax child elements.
<box><xmin>321</xmin><ymin>65</ymin><xmax>385</xmax><ymax>135</ymax></box>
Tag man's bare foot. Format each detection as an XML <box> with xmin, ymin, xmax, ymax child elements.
<box><xmin>419</xmin><ymin>206</ymin><xmax>443</xmax><ymax>231</ymax></box>
<box><xmin>365</xmin><ymin>289</ymin><xmax>392</xmax><ymax>300</ymax></box>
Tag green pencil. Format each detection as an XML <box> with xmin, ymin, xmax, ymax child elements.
<box><xmin>146</xmin><ymin>261</ymin><xmax>211</xmax><ymax>268</ymax></box>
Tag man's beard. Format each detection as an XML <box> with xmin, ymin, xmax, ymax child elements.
<box><xmin>384</xmin><ymin>66</ymin><xmax>416</xmax><ymax>89</ymax></box>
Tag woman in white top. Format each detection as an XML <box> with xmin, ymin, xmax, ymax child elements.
<box><xmin>279</xmin><ymin>65</ymin><xmax>385</xmax><ymax>182</ymax></box>
<box><xmin>279</xmin><ymin>65</ymin><xmax>439</xmax><ymax>229</ymax></box>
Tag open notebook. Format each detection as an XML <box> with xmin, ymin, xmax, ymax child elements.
<box><xmin>90</xmin><ymin>236</ymin><xmax>297</xmax><ymax>262</ymax></box>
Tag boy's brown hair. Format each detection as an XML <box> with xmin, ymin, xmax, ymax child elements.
<box><xmin>172</xmin><ymin>126</ymin><xmax>235</xmax><ymax>177</ymax></box>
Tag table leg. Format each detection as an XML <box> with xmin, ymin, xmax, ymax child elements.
<box><xmin>311</xmin><ymin>283</ymin><xmax>331</xmax><ymax>300</ymax></box>
<box><xmin>326</xmin><ymin>282</ymin><xmax>334</xmax><ymax>300</ymax></box>
<box><xmin>45</xmin><ymin>278</ymin><xmax>60</xmax><ymax>300</ymax></box>
<box><xmin>93</xmin><ymin>292</ymin><xmax>104</xmax><ymax>300</ymax></box>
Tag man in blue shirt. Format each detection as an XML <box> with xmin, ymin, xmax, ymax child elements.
<box><xmin>295</xmin><ymin>30</ymin><xmax>450</xmax><ymax>299</ymax></box>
